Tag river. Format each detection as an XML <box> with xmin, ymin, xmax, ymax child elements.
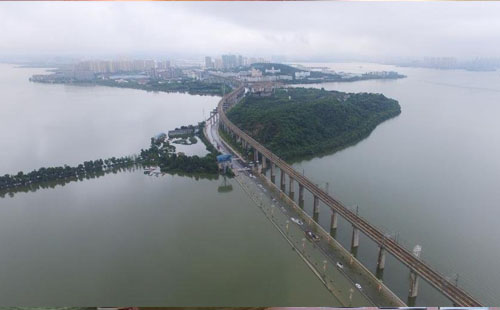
<box><xmin>0</xmin><ymin>64</ymin><xmax>337</xmax><ymax>306</ymax></box>
<box><xmin>292</xmin><ymin>62</ymin><xmax>500</xmax><ymax>305</ymax></box>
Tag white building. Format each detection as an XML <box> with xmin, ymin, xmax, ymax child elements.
<box><xmin>295</xmin><ymin>71</ymin><xmax>311</xmax><ymax>79</ymax></box>
<box><xmin>265</xmin><ymin>66</ymin><xmax>281</xmax><ymax>74</ymax></box>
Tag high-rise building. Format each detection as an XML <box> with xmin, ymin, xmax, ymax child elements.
<box><xmin>157</xmin><ymin>60</ymin><xmax>169</xmax><ymax>70</ymax></box>
<box><xmin>144</xmin><ymin>60</ymin><xmax>155</xmax><ymax>71</ymax></box>
<box><xmin>221</xmin><ymin>54</ymin><xmax>238</xmax><ymax>69</ymax></box>
<box><xmin>205</xmin><ymin>56</ymin><xmax>213</xmax><ymax>68</ymax></box>
<box><xmin>215</xmin><ymin>58</ymin><xmax>223</xmax><ymax>69</ymax></box>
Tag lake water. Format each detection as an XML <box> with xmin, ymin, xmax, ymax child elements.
<box><xmin>292</xmin><ymin>62</ymin><xmax>500</xmax><ymax>305</ymax></box>
<box><xmin>1</xmin><ymin>61</ymin><xmax>499</xmax><ymax>305</ymax></box>
<box><xmin>0</xmin><ymin>64</ymin><xmax>337</xmax><ymax>306</ymax></box>
<box><xmin>0</xmin><ymin>64</ymin><xmax>217</xmax><ymax>174</ymax></box>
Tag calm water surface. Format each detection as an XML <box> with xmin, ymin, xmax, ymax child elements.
<box><xmin>2</xmin><ymin>62</ymin><xmax>499</xmax><ymax>305</ymax></box>
<box><xmin>0</xmin><ymin>64</ymin><xmax>337</xmax><ymax>306</ymax></box>
<box><xmin>0</xmin><ymin>63</ymin><xmax>216</xmax><ymax>174</ymax></box>
<box><xmin>292</xmin><ymin>62</ymin><xmax>500</xmax><ymax>305</ymax></box>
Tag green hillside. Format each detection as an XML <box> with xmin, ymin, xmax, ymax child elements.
<box><xmin>226</xmin><ymin>87</ymin><xmax>401</xmax><ymax>161</ymax></box>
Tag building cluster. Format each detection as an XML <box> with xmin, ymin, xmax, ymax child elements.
<box><xmin>75</xmin><ymin>59</ymin><xmax>166</xmax><ymax>74</ymax></box>
<box><xmin>204</xmin><ymin>55</ymin><xmax>270</xmax><ymax>70</ymax></box>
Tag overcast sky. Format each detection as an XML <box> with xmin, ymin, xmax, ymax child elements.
<box><xmin>1</xmin><ymin>1</ymin><xmax>500</xmax><ymax>61</ymax></box>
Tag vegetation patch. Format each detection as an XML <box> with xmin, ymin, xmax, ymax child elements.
<box><xmin>226</xmin><ymin>87</ymin><xmax>401</xmax><ymax>161</ymax></box>
<box><xmin>95</xmin><ymin>79</ymin><xmax>230</xmax><ymax>96</ymax></box>
<box><xmin>0</xmin><ymin>122</ymin><xmax>230</xmax><ymax>197</ymax></box>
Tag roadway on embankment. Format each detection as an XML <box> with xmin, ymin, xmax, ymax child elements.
<box><xmin>206</xmin><ymin>119</ymin><xmax>401</xmax><ymax>307</ymax></box>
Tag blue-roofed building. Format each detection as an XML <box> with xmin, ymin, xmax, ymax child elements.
<box><xmin>216</xmin><ymin>154</ymin><xmax>232</xmax><ymax>163</ymax></box>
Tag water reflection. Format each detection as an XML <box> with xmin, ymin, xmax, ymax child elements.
<box><xmin>0</xmin><ymin>165</ymin><xmax>223</xmax><ymax>199</ymax></box>
<box><xmin>217</xmin><ymin>176</ymin><xmax>234</xmax><ymax>193</ymax></box>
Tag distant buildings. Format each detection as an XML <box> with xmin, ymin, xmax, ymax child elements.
<box><xmin>205</xmin><ymin>56</ymin><xmax>214</xmax><ymax>69</ymax></box>
<box><xmin>251</xmin><ymin>68</ymin><xmax>263</xmax><ymax>77</ymax></box>
<box><xmin>157</xmin><ymin>60</ymin><xmax>171</xmax><ymax>70</ymax></box>
<box><xmin>265</xmin><ymin>66</ymin><xmax>281</xmax><ymax>74</ymax></box>
<box><xmin>295</xmin><ymin>71</ymin><xmax>311</xmax><ymax>79</ymax></box>
<box><xmin>221</xmin><ymin>55</ymin><xmax>239</xmax><ymax>69</ymax></box>
<box><xmin>74</xmin><ymin>59</ymin><xmax>165</xmax><ymax>74</ymax></box>
<box><xmin>203</xmin><ymin>54</ymin><xmax>271</xmax><ymax>70</ymax></box>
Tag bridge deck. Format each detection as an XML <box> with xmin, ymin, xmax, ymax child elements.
<box><xmin>217</xmin><ymin>85</ymin><xmax>482</xmax><ymax>307</ymax></box>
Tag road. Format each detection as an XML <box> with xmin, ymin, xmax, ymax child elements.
<box><xmin>206</xmin><ymin>118</ymin><xmax>402</xmax><ymax>307</ymax></box>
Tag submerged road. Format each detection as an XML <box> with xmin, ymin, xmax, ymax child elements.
<box><xmin>215</xmin><ymin>85</ymin><xmax>483</xmax><ymax>307</ymax></box>
<box><xmin>206</xmin><ymin>118</ymin><xmax>402</xmax><ymax>307</ymax></box>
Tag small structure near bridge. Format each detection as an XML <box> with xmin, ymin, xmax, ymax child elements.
<box><xmin>216</xmin><ymin>154</ymin><xmax>232</xmax><ymax>173</ymax></box>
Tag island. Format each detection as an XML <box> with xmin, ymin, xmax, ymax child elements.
<box><xmin>226</xmin><ymin>87</ymin><xmax>401</xmax><ymax>161</ymax></box>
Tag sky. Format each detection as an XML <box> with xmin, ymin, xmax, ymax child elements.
<box><xmin>1</xmin><ymin>1</ymin><xmax>500</xmax><ymax>62</ymax></box>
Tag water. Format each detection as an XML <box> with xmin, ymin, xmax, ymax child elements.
<box><xmin>0</xmin><ymin>63</ymin><xmax>217</xmax><ymax>174</ymax></box>
<box><xmin>2</xmin><ymin>62</ymin><xmax>499</xmax><ymax>305</ymax></box>
<box><xmin>0</xmin><ymin>64</ymin><xmax>337</xmax><ymax>306</ymax></box>
<box><xmin>292</xmin><ymin>62</ymin><xmax>500</xmax><ymax>305</ymax></box>
<box><xmin>0</xmin><ymin>169</ymin><xmax>337</xmax><ymax>306</ymax></box>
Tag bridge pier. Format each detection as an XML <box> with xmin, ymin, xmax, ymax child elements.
<box><xmin>351</xmin><ymin>227</ymin><xmax>359</xmax><ymax>256</ymax></box>
<box><xmin>330</xmin><ymin>211</ymin><xmax>338</xmax><ymax>238</ymax></box>
<box><xmin>313</xmin><ymin>195</ymin><xmax>319</xmax><ymax>222</ymax></box>
<box><xmin>280</xmin><ymin>169</ymin><xmax>286</xmax><ymax>191</ymax></box>
<box><xmin>298</xmin><ymin>184</ymin><xmax>304</xmax><ymax>208</ymax></box>
<box><xmin>408</xmin><ymin>270</ymin><xmax>419</xmax><ymax>306</ymax></box>
<box><xmin>262</xmin><ymin>155</ymin><xmax>267</xmax><ymax>170</ymax></box>
<box><xmin>254</xmin><ymin>149</ymin><xmax>259</xmax><ymax>164</ymax></box>
<box><xmin>270</xmin><ymin>163</ymin><xmax>275</xmax><ymax>183</ymax></box>
<box><xmin>376</xmin><ymin>246</ymin><xmax>386</xmax><ymax>279</ymax></box>
<box><xmin>288</xmin><ymin>177</ymin><xmax>295</xmax><ymax>200</ymax></box>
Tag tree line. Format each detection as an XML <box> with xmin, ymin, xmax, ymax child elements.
<box><xmin>0</xmin><ymin>156</ymin><xmax>136</xmax><ymax>193</ymax></box>
<box><xmin>1</xmin><ymin>122</ymin><xmax>230</xmax><ymax>196</ymax></box>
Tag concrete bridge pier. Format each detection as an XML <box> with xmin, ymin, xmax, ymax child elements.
<box><xmin>288</xmin><ymin>177</ymin><xmax>295</xmax><ymax>200</ymax></box>
<box><xmin>330</xmin><ymin>211</ymin><xmax>338</xmax><ymax>238</ymax></box>
<box><xmin>313</xmin><ymin>195</ymin><xmax>320</xmax><ymax>222</ymax></box>
<box><xmin>280</xmin><ymin>169</ymin><xmax>286</xmax><ymax>191</ymax></box>
<box><xmin>270</xmin><ymin>163</ymin><xmax>275</xmax><ymax>183</ymax></box>
<box><xmin>376</xmin><ymin>246</ymin><xmax>386</xmax><ymax>279</ymax></box>
<box><xmin>408</xmin><ymin>270</ymin><xmax>419</xmax><ymax>306</ymax></box>
<box><xmin>262</xmin><ymin>156</ymin><xmax>267</xmax><ymax>170</ymax></box>
<box><xmin>298</xmin><ymin>184</ymin><xmax>304</xmax><ymax>208</ymax></box>
<box><xmin>351</xmin><ymin>226</ymin><xmax>360</xmax><ymax>256</ymax></box>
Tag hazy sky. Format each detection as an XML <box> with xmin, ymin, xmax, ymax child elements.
<box><xmin>1</xmin><ymin>1</ymin><xmax>500</xmax><ymax>61</ymax></box>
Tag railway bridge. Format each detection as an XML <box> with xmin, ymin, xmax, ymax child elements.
<box><xmin>211</xmin><ymin>84</ymin><xmax>482</xmax><ymax>307</ymax></box>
